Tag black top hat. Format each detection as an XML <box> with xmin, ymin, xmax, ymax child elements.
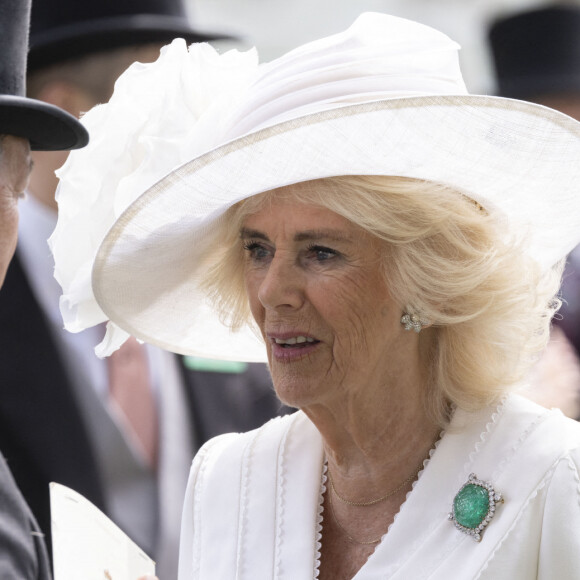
<box><xmin>489</xmin><ymin>5</ymin><xmax>580</xmax><ymax>99</ymax></box>
<box><xmin>28</xmin><ymin>0</ymin><xmax>233</xmax><ymax>72</ymax></box>
<box><xmin>0</xmin><ymin>0</ymin><xmax>88</xmax><ymax>150</ymax></box>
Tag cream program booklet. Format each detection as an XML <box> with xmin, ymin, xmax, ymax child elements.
<box><xmin>50</xmin><ymin>483</ymin><xmax>156</xmax><ymax>580</ymax></box>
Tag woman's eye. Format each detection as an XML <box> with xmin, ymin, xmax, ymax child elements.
<box><xmin>307</xmin><ymin>245</ymin><xmax>338</xmax><ymax>262</ymax></box>
<box><xmin>243</xmin><ymin>241</ymin><xmax>271</xmax><ymax>262</ymax></box>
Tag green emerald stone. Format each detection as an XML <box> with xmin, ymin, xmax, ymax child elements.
<box><xmin>453</xmin><ymin>484</ymin><xmax>489</xmax><ymax>529</ymax></box>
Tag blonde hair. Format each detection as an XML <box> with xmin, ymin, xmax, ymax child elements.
<box><xmin>203</xmin><ymin>175</ymin><xmax>563</xmax><ymax>426</ymax></box>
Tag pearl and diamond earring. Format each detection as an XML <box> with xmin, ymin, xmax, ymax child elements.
<box><xmin>401</xmin><ymin>312</ymin><xmax>430</xmax><ymax>333</ymax></box>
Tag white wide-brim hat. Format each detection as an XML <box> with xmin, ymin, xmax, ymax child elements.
<box><xmin>51</xmin><ymin>13</ymin><xmax>580</xmax><ymax>361</ymax></box>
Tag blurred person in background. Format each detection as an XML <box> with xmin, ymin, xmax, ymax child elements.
<box><xmin>0</xmin><ymin>0</ymin><xmax>87</xmax><ymax>577</ymax></box>
<box><xmin>0</xmin><ymin>1</ymin><xmax>288</xmax><ymax>578</ymax></box>
<box><xmin>489</xmin><ymin>4</ymin><xmax>580</xmax><ymax>420</ymax></box>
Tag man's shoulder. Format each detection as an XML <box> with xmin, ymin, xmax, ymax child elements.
<box><xmin>0</xmin><ymin>453</ymin><xmax>51</xmax><ymax>579</ymax></box>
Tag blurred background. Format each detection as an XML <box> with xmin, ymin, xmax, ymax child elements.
<box><xmin>190</xmin><ymin>0</ymin><xmax>577</xmax><ymax>92</ymax></box>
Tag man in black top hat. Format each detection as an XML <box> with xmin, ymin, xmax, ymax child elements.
<box><xmin>0</xmin><ymin>0</ymin><xmax>87</xmax><ymax>578</ymax></box>
<box><xmin>0</xmin><ymin>11</ymin><xmax>86</xmax><ymax>290</ymax></box>
<box><xmin>0</xmin><ymin>1</ymin><xmax>288</xmax><ymax>578</ymax></box>
<box><xmin>488</xmin><ymin>5</ymin><xmax>580</xmax><ymax>419</ymax></box>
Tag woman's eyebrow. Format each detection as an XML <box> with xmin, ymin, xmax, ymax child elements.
<box><xmin>294</xmin><ymin>230</ymin><xmax>353</xmax><ymax>244</ymax></box>
<box><xmin>240</xmin><ymin>227</ymin><xmax>353</xmax><ymax>244</ymax></box>
<box><xmin>240</xmin><ymin>228</ymin><xmax>269</xmax><ymax>241</ymax></box>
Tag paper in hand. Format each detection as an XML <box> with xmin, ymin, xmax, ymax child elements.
<box><xmin>50</xmin><ymin>483</ymin><xmax>156</xmax><ymax>580</ymax></box>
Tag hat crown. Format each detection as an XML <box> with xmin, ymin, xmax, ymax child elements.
<box><xmin>0</xmin><ymin>0</ymin><xmax>88</xmax><ymax>150</ymax></box>
<box><xmin>0</xmin><ymin>0</ymin><xmax>31</xmax><ymax>98</ymax></box>
<box><xmin>30</xmin><ymin>0</ymin><xmax>187</xmax><ymax>37</ymax></box>
<box><xmin>489</xmin><ymin>5</ymin><xmax>580</xmax><ymax>98</ymax></box>
<box><xmin>27</xmin><ymin>0</ymin><xmax>227</xmax><ymax>72</ymax></box>
<box><xmin>223</xmin><ymin>13</ymin><xmax>468</xmax><ymax>139</ymax></box>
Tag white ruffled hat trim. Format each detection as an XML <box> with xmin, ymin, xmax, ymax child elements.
<box><xmin>51</xmin><ymin>39</ymin><xmax>260</xmax><ymax>355</ymax></box>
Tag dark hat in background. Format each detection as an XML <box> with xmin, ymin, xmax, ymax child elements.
<box><xmin>0</xmin><ymin>0</ymin><xmax>88</xmax><ymax>150</ymax></box>
<box><xmin>28</xmin><ymin>0</ymin><xmax>233</xmax><ymax>72</ymax></box>
<box><xmin>489</xmin><ymin>5</ymin><xmax>580</xmax><ymax>99</ymax></box>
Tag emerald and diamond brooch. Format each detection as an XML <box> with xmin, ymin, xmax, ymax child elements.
<box><xmin>448</xmin><ymin>473</ymin><xmax>504</xmax><ymax>542</ymax></box>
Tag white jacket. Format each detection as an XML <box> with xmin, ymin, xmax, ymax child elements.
<box><xmin>179</xmin><ymin>394</ymin><xmax>580</xmax><ymax>579</ymax></box>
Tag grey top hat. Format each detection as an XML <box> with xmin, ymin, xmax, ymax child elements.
<box><xmin>488</xmin><ymin>5</ymin><xmax>580</xmax><ymax>99</ymax></box>
<box><xmin>28</xmin><ymin>0</ymin><xmax>233</xmax><ymax>72</ymax></box>
<box><xmin>0</xmin><ymin>0</ymin><xmax>88</xmax><ymax>150</ymax></box>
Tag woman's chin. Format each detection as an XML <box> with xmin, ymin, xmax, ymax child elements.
<box><xmin>272</xmin><ymin>374</ymin><xmax>328</xmax><ymax>409</ymax></box>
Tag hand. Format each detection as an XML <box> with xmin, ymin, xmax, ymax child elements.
<box><xmin>137</xmin><ymin>576</ymin><xmax>159</xmax><ymax>580</ymax></box>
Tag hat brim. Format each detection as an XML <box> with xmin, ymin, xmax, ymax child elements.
<box><xmin>29</xmin><ymin>15</ymin><xmax>235</xmax><ymax>71</ymax></box>
<box><xmin>0</xmin><ymin>95</ymin><xmax>88</xmax><ymax>150</ymax></box>
<box><xmin>92</xmin><ymin>95</ymin><xmax>580</xmax><ymax>360</ymax></box>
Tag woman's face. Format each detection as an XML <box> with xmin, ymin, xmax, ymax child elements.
<box><xmin>241</xmin><ymin>188</ymin><xmax>415</xmax><ymax>409</ymax></box>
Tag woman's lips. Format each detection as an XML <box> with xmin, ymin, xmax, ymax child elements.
<box><xmin>273</xmin><ymin>335</ymin><xmax>316</xmax><ymax>345</ymax></box>
<box><xmin>268</xmin><ymin>334</ymin><xmax>320</xmax><ymax>361</ymax></box>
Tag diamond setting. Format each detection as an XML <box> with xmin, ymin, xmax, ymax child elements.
<box><xmin>448</xmin><ymin>473</ymin><xmax>503</xmax><ymax>542</ymax></box>
<box><xmin>401</xmin><ymin>313</ymin><xmax>429</xmax><ymax>333</ymax></box>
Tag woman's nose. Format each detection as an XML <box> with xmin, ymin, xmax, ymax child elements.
<box><xmin>257</xmin><ymin>255</ymin><xmax>304</xmax><ymax>310</ymax></box>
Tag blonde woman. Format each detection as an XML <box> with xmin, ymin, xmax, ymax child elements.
<box><xmin>52</xmin><ymin>13</ymin><xmax>580</xmax><ymax>579</ymax></box>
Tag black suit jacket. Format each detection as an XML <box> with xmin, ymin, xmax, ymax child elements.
<box><xmin>0</xmin><ymin>452</ymin><xmax>51</xmax><ymax>580</ymax></box>
<box><xmin>0</xmin><ymin>254</ymin><xmax>290</xmax><ymax>557</ymax></box>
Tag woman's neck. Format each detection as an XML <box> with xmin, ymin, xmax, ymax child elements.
<box><xmin>302</xmin><ymin>374</ymin><xmax>441</xmax><ymax>499</ymax></box>
<box><xmin>314</xmin><ymin>383</ymin><xmax>441</xmax><ymax>580</ymax></box>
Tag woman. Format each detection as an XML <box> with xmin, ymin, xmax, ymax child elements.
<box><xmin>51</xmin><ymin>13</ymin><xmax>580</xmax><ymax>579</ymax></box>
